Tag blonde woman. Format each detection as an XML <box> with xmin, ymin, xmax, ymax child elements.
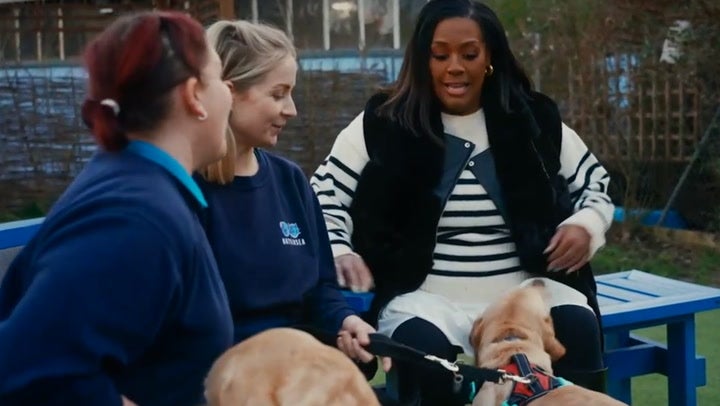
<box><xmin>197</xmin><ymin>20</ymin><xmax>387</xmax><ymax>372</ymax></box>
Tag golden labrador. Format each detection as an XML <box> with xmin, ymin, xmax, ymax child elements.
<box><xmin>469</xmin><ymin>279</ymin><xmax>627</xmax><ymax>406</ymax></box>
<box><xmin>205</xmin><ymin>327</ymin><xmax>380</xmax><ymax>406</ymax></box>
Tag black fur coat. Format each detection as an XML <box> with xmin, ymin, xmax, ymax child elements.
<box><xmin>349</xmin><ymin>91</ymin><xmax>601</xmax><ymax>326</ymax></box>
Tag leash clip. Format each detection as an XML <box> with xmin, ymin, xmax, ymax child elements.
<box><xmin>452</xmin><ymin>372</ymin><xmax>464</xmax><ymax>394</ymax></box>
<box><xmin>498</xmin><ymin>370</ymin><xmax>533</xmax><ymax>384</ymax></box>
<box><xmin>424</xmin><ymin>355</ymin><xmax>460</xmax><ymax>372</ymax></box>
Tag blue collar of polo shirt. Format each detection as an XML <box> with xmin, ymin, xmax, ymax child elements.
<box><xmin>125</xmin><ymin>140</ymin><xmax>208</xmax><ymax>208</ymax></box>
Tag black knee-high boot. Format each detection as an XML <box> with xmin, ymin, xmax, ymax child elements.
<box><xmin>389</xmin><ymin>317</ymin><xmax>466</xmax><ymax>406</ymax></box>
<box><xmin>551</xmin><ymin>305</ymin><xmax>607</xmax><ymax>393</ymax></box>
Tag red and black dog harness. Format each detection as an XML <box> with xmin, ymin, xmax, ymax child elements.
<box><xmin>500</xmin><ymin>353</ymin><xmax>570</xmax><ymax>406</ymax></box>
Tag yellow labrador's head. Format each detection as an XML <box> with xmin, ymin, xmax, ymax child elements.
<box><xmin>470</xmin><ymin>279</ymin><xmax>566</xmax><ymax>363</ymax></box>
<box><xmin>205</xmin><ymin>328</ymin><xmax>380</xmax><ymax>406</ymax></box>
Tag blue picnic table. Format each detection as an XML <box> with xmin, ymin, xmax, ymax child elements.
<box><xmin>597</xmin><ymin>270</ymin><xmax>720</xmax><ymax>405</ymax></box>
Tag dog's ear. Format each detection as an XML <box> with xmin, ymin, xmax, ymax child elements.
<box><xmin>542</xmin><ymin>316</ymin><xmax>566</xmax><ymax>361</ymax></box>
<box><xmin>469</xmin><ymin>317</ymin><xmax>484</xmax><ymax>350</ymax></box>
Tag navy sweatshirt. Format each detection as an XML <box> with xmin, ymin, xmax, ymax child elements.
<box><xmin>196</xmin><ymin>149</ymin><xmax>354</xmax><ymax>343</ymax></box>
<box><xmin>0</xmin><ymin>141</ymin><xmax>233</xmax><ymax>406</ymax></box>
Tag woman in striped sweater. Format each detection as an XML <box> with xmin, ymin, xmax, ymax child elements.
<box><xmin>311</xmin><ymin>1</ymin><xmax>614</xmax><ymax>405</ymax></box>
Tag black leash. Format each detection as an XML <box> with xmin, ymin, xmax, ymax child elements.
<box><xmin>366</xmin><ymin>332</ymin><xmax>524</xmax><ymax>389</ymax></box>
<box><xmin>366</xmin><ymin>333</ymin><xmax>535</xmax><ymax>402</ymax></box>
<box><xmin>297</xmin><ymin>325</ymin><xmax>528</xmax><ymax>391</ymax></box>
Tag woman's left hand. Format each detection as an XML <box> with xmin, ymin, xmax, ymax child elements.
<box><xmin>544</xmin><ymin>224</ymin><xmax>591</xmax><ymax>274</ymax></box>
<box><xmin>337</xmin><ymin>315</ymin><xmax>392</xmax><ymax>372</ymax></box>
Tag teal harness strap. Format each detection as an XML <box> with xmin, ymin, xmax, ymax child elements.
<box><xmin>468</xmin><ymin>381</ymin><xmax>477</xmax><ymax>403</ymax></box>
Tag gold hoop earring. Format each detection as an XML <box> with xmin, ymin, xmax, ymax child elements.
<box><xmin>485</xmin><ymin>64</ymin><xmax>494</xmax><ymax>77</ymax></box>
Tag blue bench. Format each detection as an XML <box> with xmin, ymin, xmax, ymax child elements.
<box><xmin>344</xmin><ymin>271</ymin><xmax>720</xmax><ymax>406</ymax></box>
<box><xmin>0</xmin><ymin>217</ymin><xmax>44</xmax><ymax>250</ymax></box>
<box><xmin>597</xmin><ymin>270</ymin><xmax>720</xmax><ymax>405</ymax></box>
<box><xmin>0</xmin><ymin>217</ymin><xmax>44</xmax><ymax>280</ymax></box>
<box><xmin>2</xmin><ymin>218</ymin><xmax>719</xmax><ymax>405</ymax></box>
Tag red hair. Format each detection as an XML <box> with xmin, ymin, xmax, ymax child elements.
<box><xmin>81</xmin><ymin>11</ymin><xmax>209</xmax><ymax>151</ymax></box>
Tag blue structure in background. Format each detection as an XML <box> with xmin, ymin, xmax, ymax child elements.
<box><xmin>299</xmin><ymin>51</ymin><xmax>403</xmax><ymax>83</ymax></box>
<box><xmin>613</xmin><ymin>207</ymin><xmax>687</xmax><ymax>229</ymax></box>
<box><xmin>605</xmin><ymin>53</ymin><xmax>639</xmax><ymax>110</ymax></box>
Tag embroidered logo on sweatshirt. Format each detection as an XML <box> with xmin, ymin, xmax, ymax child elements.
<box><xmin>279</xmin><ymin>221</ymin><xmax>305</xmax><ymax>246</ymax></box>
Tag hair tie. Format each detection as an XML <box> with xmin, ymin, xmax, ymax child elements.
<box><xmin>100</xmin><ymin>98</ymin><xmax>120</xmax><ymax>116</ymax></box>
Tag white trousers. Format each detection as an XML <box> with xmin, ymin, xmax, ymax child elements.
<box><xmin>377</xmin><ymin>274</ymin><xmax>592</xmax><ymax>356</ymax></box>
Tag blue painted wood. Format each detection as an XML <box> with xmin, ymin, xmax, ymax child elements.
<box><xmin>0</xmin><ymin>217</ymin><xmax>44</xmax><ymax>250</ymax></box>
<box><xmin>596</xmin><ymin>270</ymin><xmax>720</xmax><ymax>329</ymax></box>
<box><xmin>668</xmin><ymin>316</ymin><xmax>697</xmax><ymax>406</ymax></box>
<box><xmin>604</xmin><ymin>335</ymin><xmax>706</xmax><ymax>383</ymax></box>
<box><xmin>605</xmin><ymin>330</ymin><xmax>633</xmax><ymax>404</ymax></box>
<box><xmin>605</xmin><ymin>343</ymin><xmax>662</xmax><ymax>379</ymax></box>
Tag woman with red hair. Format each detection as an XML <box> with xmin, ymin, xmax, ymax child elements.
<box><xmin>0</xmin><ymin>11</ymin><xmax>233</xmax><ymax>406</ymax></box>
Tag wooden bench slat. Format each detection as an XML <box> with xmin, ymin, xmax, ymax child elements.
<box><xmin>597</xmin><ymin>284</ymin><xmax>658</xmax><ymax>304</ymax></box>
<box><xmin>604</xmin><ymin>339</ymin><xmax>706</xmax><ymax>383</ymax></box>
<box><xmin>603</xmin><ymin>270</ymin><xmax>717</xmax><ymax>295</ymax></box>
<box><xmin>596</xmin><ymin>270</ymin><xmax>720</xmax><ymax>332</ymax></box>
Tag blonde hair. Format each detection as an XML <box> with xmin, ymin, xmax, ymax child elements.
<box><xmin>200</xmin><ymin>20</ymin><xmax>297</xmax><ymax>184</ymax></box>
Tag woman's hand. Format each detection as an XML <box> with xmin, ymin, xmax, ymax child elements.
<box><xmin>337</xmin><ymin>315</ymin><xmax>392</xmax><ymax>372</ymax></box>
<box><xmin>334</xmin><ymin>253</ymin><xmax>374</xmax><ymax>292</ymax></box>
<box><xmin>545</xmin><ymin>225</ymin><xmax>591</xmax><ymax>274</ymax></box>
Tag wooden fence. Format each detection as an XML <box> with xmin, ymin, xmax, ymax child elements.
<box><xmin>565</xmin><ymin>57</ymin><xmax>701</xmax><ymax>163</ymax></box>
<box><xmin>0</xmin><ymin>62</ymin><xmax>387</xmax><ymax>213</ymax></box>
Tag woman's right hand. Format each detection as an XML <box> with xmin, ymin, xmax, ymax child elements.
<box><xmin>334</xmin><ymin>253</ymin><xmax>374</xmax><ymax>292</ymax></box>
